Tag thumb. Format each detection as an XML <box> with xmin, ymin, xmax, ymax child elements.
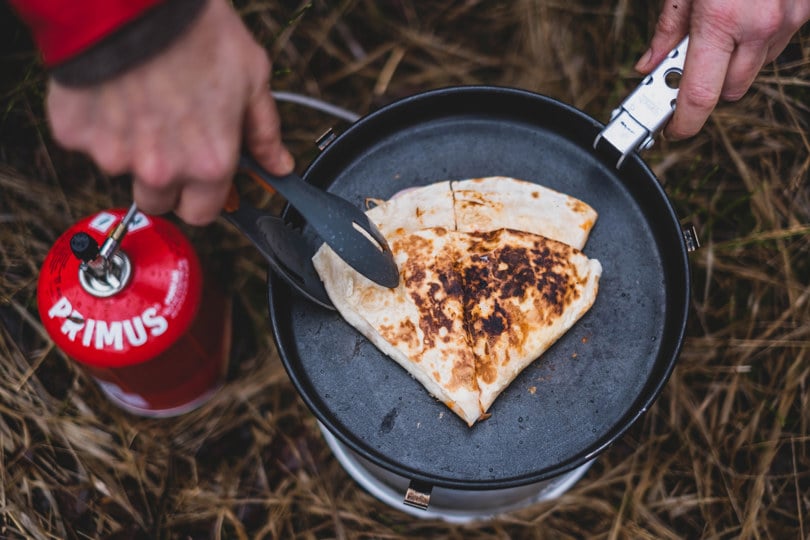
<box><xmin>636</xmin><ymin>0</ymin><xmax>692</xmax><ymax>73</ymax></box>
<box><xmin>243</xmin><ymin>87</ymin><xmax>295</xmax><ymax>175</ymax></box>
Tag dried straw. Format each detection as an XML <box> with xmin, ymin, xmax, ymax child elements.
<box><xmin>1</xmin><ymin>0</ymin><xmax>808</xmax><ymax>538</ymax></box>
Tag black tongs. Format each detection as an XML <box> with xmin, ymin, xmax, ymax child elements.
<box><xmin>223</xmin><ymin>154</ymin><xmax>400</xmax><ymax>309</ymax></box>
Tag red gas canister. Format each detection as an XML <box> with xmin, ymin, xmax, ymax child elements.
<box><xmin>37</xmin><ymin>208</ymin><xmax>231</xmax><ymax>417</ymax></box>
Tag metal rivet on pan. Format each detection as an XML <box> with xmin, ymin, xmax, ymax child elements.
<box><xmin>403</xmin><ymin>480</ymin><xmax>433</xmax><ymax>510</ymax></box>
<box><xmin>682</xmin><ymin>224</ymin><xmax>700</xmax><ymax>252</ymax></box>
<box><xmin>316</xmin><ymin>128</ymin><xmax>337</xmax><ymax>151</ymax></box>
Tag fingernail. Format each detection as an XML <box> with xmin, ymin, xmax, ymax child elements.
<box><xmin>635</xmin><ymin>48</ymin><xmax>652</xmax><ymax>71</ymax></box>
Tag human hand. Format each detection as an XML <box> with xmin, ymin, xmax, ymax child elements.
<box><xmin>635</xmin><ymin>0</ymin><xmax>810</xmax><ymax>140</ymax></box>
<box><xmin>46</xmin><ymin>0</ymin><xmax>294</xmax><ymax>226</ymax></box>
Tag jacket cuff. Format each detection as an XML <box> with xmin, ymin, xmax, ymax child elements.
<box><xmin>9</xmin><ymin>0</ymin><xmax>205</xmax><ymax>87</ymax></box>
<box><xmin>51</xmin><ymin>0</ymin><xmax>208</xmax><ymax>87</ymax></box>
<box><xmin>11</xmin><ymin>0</ymin><xmax>161</xmax><ymax>66</ymax></box>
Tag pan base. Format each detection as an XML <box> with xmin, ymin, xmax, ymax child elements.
<box><xmin>319</xmin><ymin>423</ymin><xmax>593</xmax><ymax>524</ymax></box>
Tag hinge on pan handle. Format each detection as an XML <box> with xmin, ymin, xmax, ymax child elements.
<box><xmin>594</xmin><ymin>37</ymin><xmax>689</xmax><ymax>168</ymax></box>
<box><xmin>682</xmin><ymin>223</ymin><xmax>700</xmax><ymax>252</ymax></box>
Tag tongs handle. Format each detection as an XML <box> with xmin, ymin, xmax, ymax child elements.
<box><xmin>238</xmin><ymin>153</ymin><xmax>400</xmax><ymax>289</ymax></box>
<box><xmin>222</xmin><ymin>181</ymin><xmax>333</xmax><ymax>310</ymax></box>
<box><xmin>223</xmin><ymin>167</ymin><xmax>275</xmax><ymax>213</ymax></box>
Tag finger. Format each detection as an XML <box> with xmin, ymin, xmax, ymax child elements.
<box><xmin>132</xmin><ymin>177</ymin><xmax>181</xmax><ymax>217</ymax></box>
<box><xmin>82</xmin><ymin>123</ymin><xmax>131</xmax><ymax>176</ymax></box>
<box><xmin>45</xmin><ymin>83</ymin><xmax>94</xmax><ymax>151</ymax></box>
<box><xmin>243</xmin><ymin>86</ymin><xmax>295</xmax><ymax>176</ymax></box>
<box><xmin>665</xmin><ymin>33</ymin><xmax>733</xmax><ymax>139</ymax></box>
<box><xmin>90</xmin><ymin>140</ymin><xmax>130</xmax><ymax>177</ymax></box>
<box><xmin>636</xmin><ymin>0</ymin><xmax>692</xmax><ymax>73</ymax></box>
<box><xmin>47</xmin><ymin>81</ymin><xmax>133</xmax><ymax>175</ymax></box>
<box><xmin>177</xmin><ymin>133</ymin><xmax>240</xmax><ymax>225</ymax></box>
<box><xmin>173</xmin><ymin>179</ymin><xmax>231</xmax><ymax>226</ymax></box>
<box><xmin>764</xmin><ymin>33</ymin><xmax>795</xmax><ymax>65</ymax></box>
<box><xmin>131</xmin><ymin>149</ymin><xmax>180</xmax><ymax>216</ymax></box>
<box><xmin>721</xmin><ymin>41</ymin><xmax>768</xmax><ymax>101</ymax></box>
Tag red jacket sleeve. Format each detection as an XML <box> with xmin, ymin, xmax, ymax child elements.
<box><xmin>8</xmin><ymin>0</ymin><xmax>166</xmax><ymax>66</ymax></box>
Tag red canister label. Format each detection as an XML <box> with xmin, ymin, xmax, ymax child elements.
<box><xmin>38</xmin><ymin>209</ymin><xmax>202</xmax><ymax>368</ymax></box>
<box><xmin>37</xmin><ymin>209</ymin><xmax>230</xmax><ymax>416</ymax></box>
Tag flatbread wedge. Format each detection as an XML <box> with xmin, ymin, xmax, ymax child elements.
<box><xmin>461</xmin><ymin>228</ymin><xmax>602</xmax><ymax>412</ymax></box>
<box><xmin>313</xmin><ymin>227</ymin><xmax>481</xmax><ymax>425</ymax></box>
<box><xmin>451</xmin><ymin>176</ymin><xmax>597</xmax><ymax>249</ymax></box>
<box><xmin>366</xmin><ymin>180</ymin><xmax>455</xmax><ymax>238</ymax></box>
<box><xmin>365</xmin><ymin>176</ymin><xmax>597</xmax><ymax>248</ymax></box>
<box><xmin>313</xmin><ymin>225</ymin><xmax>602</xmax><ymax>426</ymax></box>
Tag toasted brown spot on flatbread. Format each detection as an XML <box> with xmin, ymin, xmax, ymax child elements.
<box><xmin>529</xmin><ymin>244</ymin><xmax>581</xmax><ymax>316</ymax></box>
<box><xmin>567</xmin><ymin>199</ymin><xmax>590</xmax><ymax>215</ymax></box>
<box><xmin>464</xmin><ymin>231</ymin><xmax>581</xmax><ymax>320</ymax></box>
<box><xmin>379</xmin><ymin>320</ymin><xmax>420</xmax><ymax>353</ymax></box>
<box><xmin>456</xmin><ymin>190</ymin><xmax>504</xmax><ymax>212</ymax></box>
<box><xmin>480</xmin><ymin>304</ymin><xmax>509</xmax><ymax>337</ymax></box>
<box><xmin>410</xmin><ymin>270</ymin><xmax>462</xmax><ymax>349</ymax></box>
<box><xmin>477</xmin><ymin>356</ymin><xmax>498</xmax><ymax>385</ymax></box>
<box><xmin>404</xmin><ymin>265</ymin><xmax>426</xmax><ymax>288</ymax></box>
<box><xmin>448</xmin><ymin>352</ymin><xmax>477</xmax><ymax>392</ymax></box>
<box><xmin>398</xmin><ymin>232</ymin><xmax>465</xmax><ymax>351</ymax></box>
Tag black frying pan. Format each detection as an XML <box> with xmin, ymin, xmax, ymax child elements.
<box><xmin>268</xmin><ymin>84</ymin><xmax>692</xmax><ymax>490</ymax></box>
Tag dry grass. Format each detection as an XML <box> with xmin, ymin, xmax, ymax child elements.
<box><xmin>1</xmin><ymin>1</ymin><xmax>809</xmax><ymax>538</ymax></box>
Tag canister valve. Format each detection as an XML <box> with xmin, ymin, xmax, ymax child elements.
<box><xmin>70</xmin><ymin>203</ymin><xmax>138</xmax><ymax>297</ymax></box>
<box><xmin>70</xmin><ymin>232</ymin><xmax>101</xmax><ymax>263</ymax></box>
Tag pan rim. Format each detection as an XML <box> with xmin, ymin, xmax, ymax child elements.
<box><xmin>269</xmin><ymin>85</ymin><xmax>691</xmax><ymax>490</ymax></box>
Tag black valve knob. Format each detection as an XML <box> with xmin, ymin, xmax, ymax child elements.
<box><xmin>70</xmin><ymin>232</ymin><xmax>100</xmax><ymax>263</ymax></box>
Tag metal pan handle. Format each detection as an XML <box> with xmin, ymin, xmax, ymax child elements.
<box><xmin>594</xmin><ymin>37</ymin><xmax>689</xmax><ymax>168</ymax></box>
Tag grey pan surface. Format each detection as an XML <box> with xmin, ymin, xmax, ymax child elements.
<box><xmin>268</xmin><ymin>86</ymin><xmax>691</xmax><ymax>490</ymax></box>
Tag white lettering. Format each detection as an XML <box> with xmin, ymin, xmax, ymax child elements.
<box><xmin>126</xmin><ymin>212</ymin><xmax>150</xmax><ymax>232</ymax></box>
<box><xmin>142</xmin><ymin>307</ymin><xmax>168</xmax><ymax>337</ymax></box>
<box><xmin>95</xmin><ymin>320</ymin><xmax>124</xmax><ymax>350</ymax></box>
<box><xmin>82</xmin><ymin>319</ymin><xmax>95</xmax><ymax>347</ymax></box>
<box><xmin>48</xmin><ymin>298</ymin><xmax>170</xmax><ymax>350</ymax></box>
<box><xmin>165</xmin><ymin>270</ymin><xmax>180</xmax><ymax>305</ymax></box>
<box><xmin>88</xmin><ymin>212</ymin><xmax>117</xmax><ymax>234</ymax></box>
<box><xmin>48</xmin><ymin>297</ymin><xmax>73</xmax><ymax>318</ymax></box>
<box><xmin>50</xmin><ymin>297</ymin><xmax>85</xmax><ymax>340</ymax></box>
<box><xmin>122</xmin><ymin>317</ymin><xmax>148</xmax><ymax>346</ymax></box>
<box><xmin>61</xmin><ymin>317</ymin><xmax>84</xmax><ymax>341</ymax></box>
<box><xmin>90</xmin><ymin>211</ymin><xmax>150</xmax><ymax>234</ymax></box>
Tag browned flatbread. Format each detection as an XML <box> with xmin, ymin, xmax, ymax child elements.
<box><xmin>313</xmin><ymin>177</ymin><xmax>601</xmax><ymax>426</ymax></box>
<box><xmin>386</xmin><ymin>228</ymin><xmax>479</xmax><ymax>423</ymax></box>
<box><xmin>317</xmin><ymin>227</ymin><xmax>480</xmax><ymax>424</ymax></box>
<box><xmin>460</xmin><ymin>229</ymin><xmax>601</xmax><ymax>412</ymax></box>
